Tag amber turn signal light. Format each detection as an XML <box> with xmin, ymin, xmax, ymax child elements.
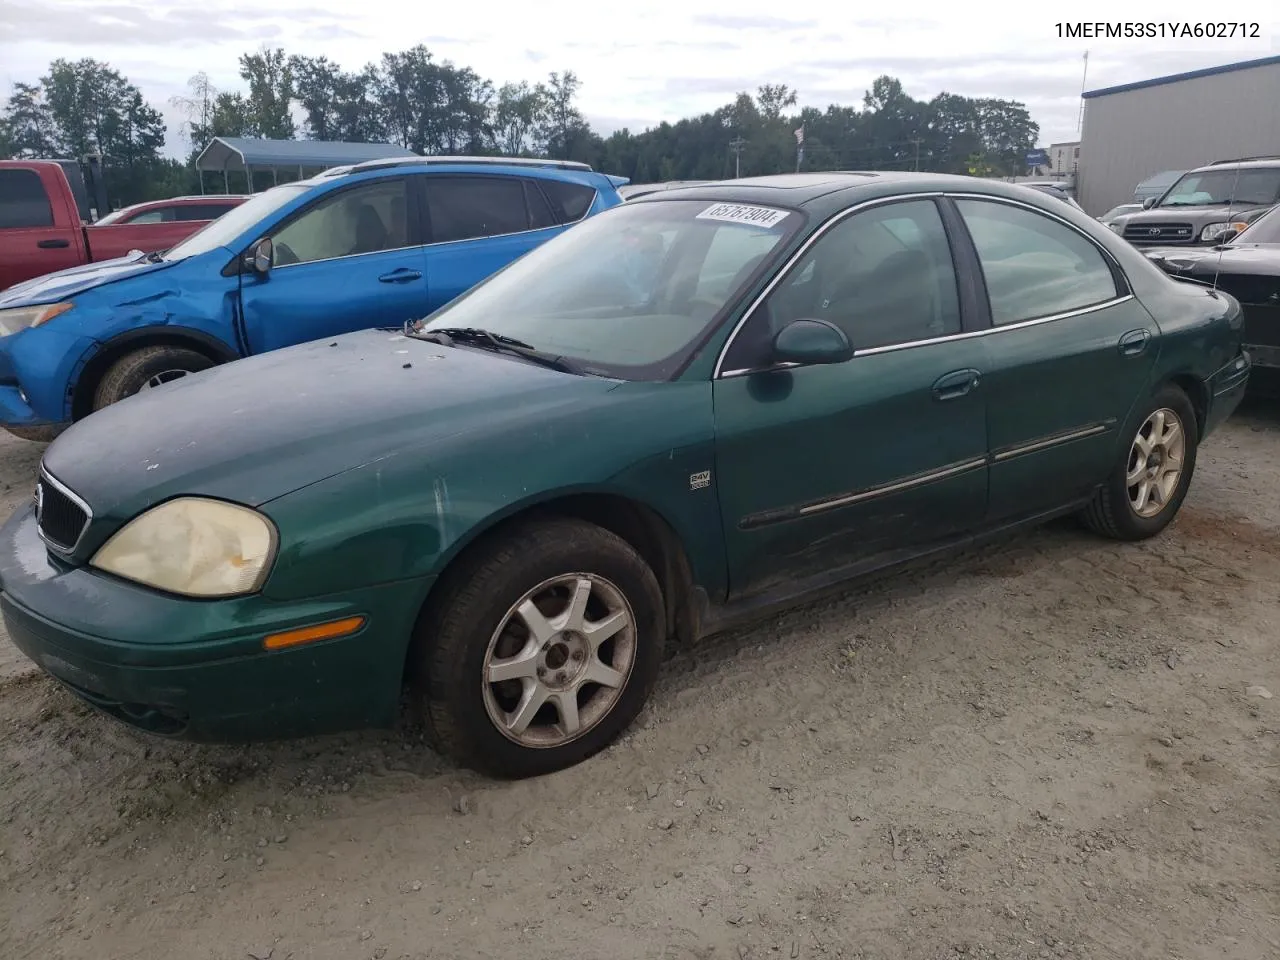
<box><xmin>263</xmin><ymin>615</ymin><xmax>367</xmax><ymax>651</ymax></box>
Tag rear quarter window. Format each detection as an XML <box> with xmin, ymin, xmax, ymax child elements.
<box><xmin>0</xmin><ymin>169</ymin><xmax>55</xmax><ymax>229</ymax></box>
<box><xmin>540</xmin><ymin>180</ymin><xmax>596</xmax><ymax>223</ymax></box>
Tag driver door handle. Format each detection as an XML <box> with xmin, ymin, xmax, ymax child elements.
<box><xmin>932</xmin><ymin>368</ymin><xmax>982</xmax><ymax>401</ymax></box>
<box><xmin>378</xmin><ymin>268</ymin><xmax>422</xmax><ymax>284</ymax></box>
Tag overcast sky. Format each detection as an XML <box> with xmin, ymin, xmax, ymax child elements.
<box><xmin>1</xmin><ymin>0</ymin><xmax>1276</xmax><ymax>158</ymax></box>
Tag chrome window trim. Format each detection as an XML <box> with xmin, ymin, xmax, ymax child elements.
<box><xmin>35</xmin><ymin>465</ymin><xmax>93</xmax><ymax>555</ymax></box>
<box><xmin>267</xmin><ymin>176</ymin><xmax>592</xmax><ymax>272</ymax></box>
<box><xmin>713</xmin><ymin>190</ymin><xmax>1136</xmax><ymax>380</ymax></box>
<box><xmin>717</xmin><ymin>295</ymin><xmax>1136</xmax><ymax>379</ymax></box>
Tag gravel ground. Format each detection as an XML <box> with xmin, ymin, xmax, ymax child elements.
<box><xmin>1</xmin><ymin>403</ymin><xmax>1277</xmax><ymax>960</ymax></box>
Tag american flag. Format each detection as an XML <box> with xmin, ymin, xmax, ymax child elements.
<box><xmin>794</xmin><ymin>125</ymin><xmax>805</xmax><ymax>145</ymax></box>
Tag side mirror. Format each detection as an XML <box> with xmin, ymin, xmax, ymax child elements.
<box><xmin>772</xmin><ymin>318</ymin><xmax>853</xmax><ymax>366</ymax></box>
<box><xmin>243</xmin><ymin>237</ymin><xmax>273</xmax><ymax>275</ymax></box>
<box><xmin>1141</xmin><ymin>196</ymin><xmax>1158</xmax><ymax>210</ymax></box>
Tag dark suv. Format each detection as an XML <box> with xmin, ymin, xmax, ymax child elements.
<box><xmin>1108</xmin><ymin>157</ymin><xmax>1280</xmax><ymax>247</ymax></box>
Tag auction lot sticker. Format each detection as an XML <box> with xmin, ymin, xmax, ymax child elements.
<box><xmin>696</xmin><ymin>203</ymin><xmax>791</xmax><ymax>229</ymax></box>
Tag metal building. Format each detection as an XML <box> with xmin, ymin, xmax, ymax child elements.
<box><xmin>194</xmin><ymin>137</ymin><xmax>417</xmax><ymax>193</ymax></box>
<box><xmin>1077</xmin><ymin>55</ymin><xmax>1280</xmax><ymax>216</ymax></box>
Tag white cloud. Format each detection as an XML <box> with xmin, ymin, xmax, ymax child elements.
<box><xmin>1</xmin><ymin>0</ymin><xmax>1276</xmax><ymax>154</ymax></box>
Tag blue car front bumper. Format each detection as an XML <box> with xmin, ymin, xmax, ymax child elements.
<box><xmin>0</xmin><ymin>327</ymin><xmax>96</xmax><ymax>430</ymax></box>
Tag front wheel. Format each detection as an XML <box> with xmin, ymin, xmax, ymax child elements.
<box><xmin>416</xmin><ymin>518</ymin><xmax>665</xmax><ymax>778</ymax></box>
<box><xmin>92</xmin><ymin>345</ymin><xmax>215</xmax><ymax>411</ymax></box>
<box><xmin>1079</xmin><ymin>383</ymin><xmax>1199</xmax><ymax>541</ymax></box>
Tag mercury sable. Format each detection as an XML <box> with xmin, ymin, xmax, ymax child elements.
<box><xmin>0</xmin><ymin>172</ymin><xmax>1250</xmax><ymax>778</ymax></box>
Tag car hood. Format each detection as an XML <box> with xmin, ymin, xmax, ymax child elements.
<box><xmin>1118</xmin><ymin>202</ymin><xmax>1272</xmax><ymax>224</ymax></box>
<box><xmin>0</xmin><ymin>252</ymin><xmax>183</xmax><ymax>307</ymax></box>
<box><xmin>1146</xmin><ymin>243</ymin><xmax>1280</xmax><ymax>277</ymax></box>
<box><xmin>40</xmin><ymin>328</ymin><xmax>619</xmax><ymax>524</ymax></box>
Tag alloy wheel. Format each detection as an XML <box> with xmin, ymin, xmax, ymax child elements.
<box><xmin>1126</xmin><ymin>407</ymin><xmax>1185</xmax><ymax>518</ymax></box>
<box><xmin>481</xmin><ymin>573</ymin><xmax>637</xmax><ymax>748</ymax></box>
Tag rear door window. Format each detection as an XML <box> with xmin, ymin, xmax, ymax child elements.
<box><xmin>124</xmin><ymin>209</ymin><xmax>172</xmax><ymax>224</ymax></box>
<box><xmin>174</xmin><ymin>204</ymin><xmax>234</xmax><ymax>222</ymax></box>
<box><xmin>425</xmin><ymin>176</ymin><xmax>530</xmax><ymax>243</ymax></box>
<box><xmin>0</xmin><ymin>169</ymin><xmax>55</xmax><ymax>229</ymax></box>
<box><xmin>956</xmin><ymin>199</ymin><xmax>1119</xmax><ymax>325</ymax></box>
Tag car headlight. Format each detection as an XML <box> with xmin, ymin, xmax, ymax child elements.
<box><xmin>1108</xmin><ymin>222</ymin><xmax>1124</xmax><ymax>234</ymax></box>
<box><xmin>91</xmin><ymin>497</ymin><xmax>277</xmax><ymax>598</ymax></box>
<box><xmin>1199</xmin><ymin>221</ymin><xmax>1248</xmax><ymax>242</ymax></box>
<box><xmin>0</xmin><ymin>302</ymin><xmax>75</xmax><ymax>334</ymax></box>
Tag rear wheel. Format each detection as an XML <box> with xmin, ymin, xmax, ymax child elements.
<box><xmin>1079</xmin><ymin>383</ymin><xmax>1199</xmax><ymax>541</ymax></box>
<box><xmin>416</xmin><ymin>518</ymin><xmax>665</xmax><ymax>778</ymax></box>
<box><xmin>92</xmin><ymin>345</ymin><xmax>215</xmax><ymax>411</ymax></box>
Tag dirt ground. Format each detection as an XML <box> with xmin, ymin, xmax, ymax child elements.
<box><xmin>1</xmin><ymin>404</ymin><xmax>1277</xmax><ymax>960</ymax></box>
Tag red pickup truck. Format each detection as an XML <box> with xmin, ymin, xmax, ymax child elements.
<box><xmin>0</xmin><ymin>159</ymin><xmax>245</xmax><ymax>291</ymax></box>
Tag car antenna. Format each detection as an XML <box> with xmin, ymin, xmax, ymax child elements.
<box><xmin>1211</xmin><ymin>160</ymin><xmax>1244</xmax><ymax>295</ymax></box>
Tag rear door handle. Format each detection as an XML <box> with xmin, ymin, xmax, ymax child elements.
<box><xmin>932</xmin><ymin>368</ymin><xmax>982</xmax><ymax>401</ymax></box>
<box><xmin>1118</xmin><ymin>328</ymin><xmax>1151</xmax><ymax>357</ymax></box>
<box><xmin>378</xmin><ymin>268</ymin><xmax>422</xmax><ymax>284</ymax></box>
<box><xmin>37</xmin><ymin>238</ymin><xmax>71</xmax><ymax>249</ymax></box>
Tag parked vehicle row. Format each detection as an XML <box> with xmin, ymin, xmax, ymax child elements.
<box><xmin>0</xmin><ymin>171</ymin><xmax>1250</xmax><ymax>779</ymax></box>
<box><xmin>1145</xmin><ymin>201</ymin><xmax>1280</xmax><ymax>396</ymax></box>
<box><xmin>0</xmin><ymin>160</ymin><xmax>243</xmax><ymax>292</ymax></box>
<box><xmin>0</xmin><ymin>156</ymin><xmax>627</xmax><ymax>440</ymax></box>
<box><xmin>93</xmin><ymin>195</ymin><xmax>248</xmax><ymax>226</ymax></box>
<box><xmin>1106</xmin><ymin>156</ymin><xmax>1280</xmax><ymax>246</ymax></box>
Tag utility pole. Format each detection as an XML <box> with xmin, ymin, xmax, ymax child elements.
<box><xmin>911</xmin><ymin>138</ymin><xmax>922</xmax><ymax>171</ymax></box>
<box><xmin>729</xmin><ymin>136</ymin><xmax>746</xmax><ymax>178</ymax></box>
<box><xmin>1077</xmin><ymin>50</ymin><xmax>1089</xmax><ymax>134</ymax></box>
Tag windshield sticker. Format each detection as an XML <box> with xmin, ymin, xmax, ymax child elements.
<box><xmin>696</xmin><ymin>203</ymin><xmax>790</xmax><ymax>229</ymax></box>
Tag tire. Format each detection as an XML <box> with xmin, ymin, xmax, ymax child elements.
<box><xmin>92</xmin><ymin>346</ymin><xmax>215</xmax><ymax>411</ymax></box>
<box><xmin>416</xmin><ymin>517</ymin><xmax>665</xmax><ymax>779</ymax></box>
<box><xmin>4</xmin><ymin>425</ymin><xmax>64</xmax><ymax>443</ymax></box>
<box><xmin>1079</xmin><ymin>383</ymin><xmax>1199</xmax><ymax>541</ymax></box>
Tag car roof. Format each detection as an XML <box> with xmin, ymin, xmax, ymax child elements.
<box><xmin>1191</xmin><ymin>157</ymin><xmax>1280</xmax><ymax>172</ymax></box>
<box><xmin>118</xmin><ymin>195</ymin><xmax>248</xmax><ymax>210</ymax></box>
<box><xmin>317</xmin><ymin>155</ymin><xmax>595</xmax><ymax>178</ymax></box>
<box><xmin>624</xmin><ymin>171</ymin><xmax>1035</xmax><ymax>212</ymax></box>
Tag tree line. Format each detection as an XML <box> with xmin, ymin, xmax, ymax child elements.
<box><xmin>0</xmin><ymin>46</ymin><xmax>1040</xmax><ymax>210</ymax></box>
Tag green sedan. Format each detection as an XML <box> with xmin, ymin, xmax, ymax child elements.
<box><xmin>0</xmin><ymin>173</ymin><xmax>1251</xmax><ymax>778</ymax></box>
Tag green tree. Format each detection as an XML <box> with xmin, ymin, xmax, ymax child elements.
<box><xmin>238</xmin><ymin>47</ymin><xmax>295</xmax><ymax>139</ymax></box>
<box><xmin>290</xmin><ymin>55</ymin><xmax>383</xmax><ymax>142</ymax></box>
<box><xmin>0</xmin><ymin>82</ymin><xmax>59</xmax><ymax>157</ymax></box>
<box><xmin>539</xmin><ymin>70</ymin><xmax>592</xmax><ymax>161</ymax></box>
<box><xmin>494</xmin><ymin>81</ymin><xmax>549</xmax><ymax>156</ymax></box>
<box><xmin>35</xmin><ymin>59</ymin><xmax>168</xmax><ymax>207</ymax></box>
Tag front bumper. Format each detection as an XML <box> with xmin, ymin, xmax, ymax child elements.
<box><xmin>0</xmin><ymin>508</ymin><xmax>431</xmax><ymax>742</ymax></box>
<box><xmin>0</xmin><ymin>325</ymin><xmax>96</xmax><ymax>428</ymax></box>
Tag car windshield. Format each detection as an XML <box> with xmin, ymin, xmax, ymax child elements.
<box><xmin>161</xmin><ymin>183</ymin><xmax>310</xmax><ymax>261</ymax></box>
<box><xmin>415</xmin><ymin>198</ymin><xmax>803</xmax><ymax>379</ymax></box>
<box><xmin>1232</xmin><ymin>204</ymin><xmax>1280</xmax><ymax>244</ymax></box>
<box><xmin>1158</xmin><ymin>168</ymin><xmax>1280</xmax><ymax>207</ymax></box>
